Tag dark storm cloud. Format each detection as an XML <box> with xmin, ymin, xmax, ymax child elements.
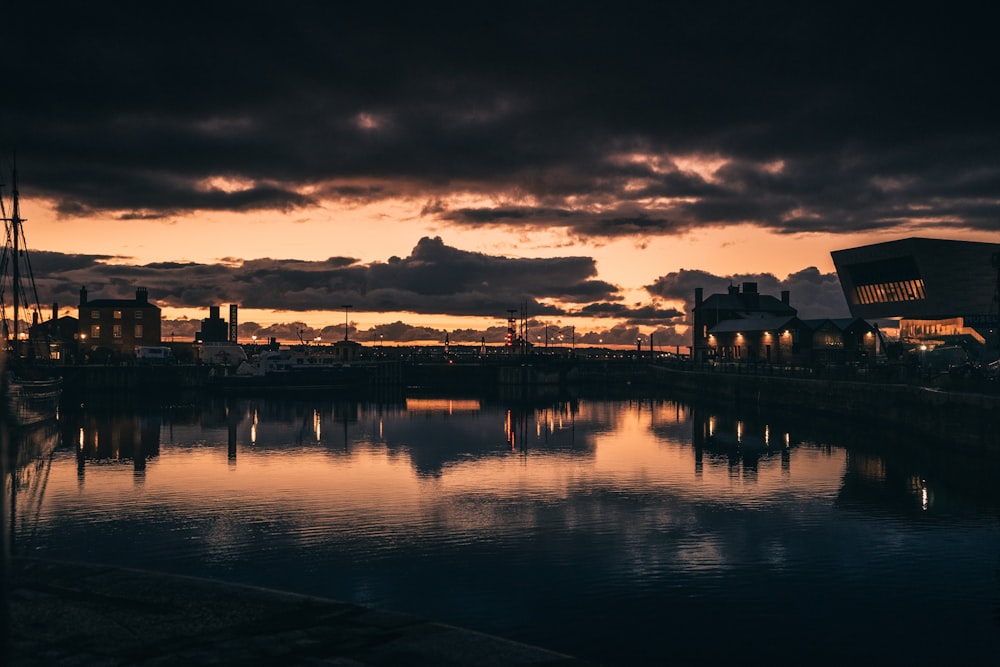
<box><xmin>578</xmin><ymin>302</ymin><xmax>685</xmax><ymax>324</ymax></box>
<box><xmin>646</xmin><ymin>267</ymin><xmax>849</xmax><ymax>320</ymax></box>
<box><xmin>46</xmin><ymin>237</ymin><xmax>619</xmax><ymax>320</ymax></box>
<box><xmin>5</xmin><ymin>2</ymin><xmax>998</xmax><ymax>237</ymax></box>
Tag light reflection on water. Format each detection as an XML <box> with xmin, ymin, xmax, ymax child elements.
<box><xmin>10</xmin><ymin>394</ymin><xmax>1000</xmax><ymax>666</ymax></box>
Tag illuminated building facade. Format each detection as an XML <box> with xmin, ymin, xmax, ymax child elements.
<box><xmin>691</xmin><ymin>282</ymin><xmax>796</xmax><ymax>362</ymax></box>
<box><xmin>692</xmin><ymin>282</ymin><xmax>876</xmax><ymax>365</ymax></box>
<box><xmin>831</xmin><ymin>238</ymin><xmax>1000</xmax><ymax>351</ymax></box>
<box><xmin>78</xmin><ymin>285</ymin><xmax>162</xmax><ymax>356</ymax></box>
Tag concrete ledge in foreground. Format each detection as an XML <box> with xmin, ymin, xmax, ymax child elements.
<box><xmin>6</xmin><ymin>557</ymin><xmax>591</xmax><ymax>666</ymax></box>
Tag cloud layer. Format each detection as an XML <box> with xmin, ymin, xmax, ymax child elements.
<box><xmin>5</xmin><ymin>3</ymin><xmax>998</xmax><ymax>238</ymax></box>
<box><xmin>33</xmin><ymin>236</ymin><xmax>849</xmax><ymax>346</ymax></box>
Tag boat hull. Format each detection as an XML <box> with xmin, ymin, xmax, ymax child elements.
<box><xmin>6</xmin><ymin>377</ymin><xmax>63</xmax><ymax>426</ymax></box>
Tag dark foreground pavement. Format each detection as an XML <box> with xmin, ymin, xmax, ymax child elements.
<box><xmin>5</xmin><ymin>558</ymin><xmax>591</xmax><ymax>666</ymax></box>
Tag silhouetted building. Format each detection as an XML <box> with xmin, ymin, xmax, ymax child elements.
<box><xmin>197</xmin><ymin>306</ymin><xmax>229</xmax><ymax>343</ymax></box>
<box><xmin>333</xmin><ymin>339</ymin><xmax>362</xmax><ymax>362</ymax></box>
<box><xmin>691</xmin><ymin>282</ymin><xmax>796</xmax><ymax>362</ymax></box>
<box><xmin>27</xmin><ymin>302</ymin><xmax>79</xmax><ymax>362</ymax></box>
<box><xmin>831</xmin><ymin>238</ymin><xmax>1000</xmax><ymax>352</ymax></box>
<box><xmin>691</xmin><ymin>283</ymin><xmax>876</xmax><ymax>366</ymax></box>
<box><xmin>801</xmin><ymin>317</ymin><xmax>877</xmax><ymax>365</ymax></box>
<box><xmin>78</xmin><ymin>286</ymin><xmax>161</xmax><ymax>357</ymax></box>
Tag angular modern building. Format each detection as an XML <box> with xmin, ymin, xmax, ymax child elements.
<box><xmin>830</xmin><ymin>237</ymin><xmax>1000</xmax><ymax>352</ymax></box>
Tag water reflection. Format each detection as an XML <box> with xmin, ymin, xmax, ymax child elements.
<box><xmin>9</xmin><ymin>393</ymin><xmax>1000</xmax><ymax>665</ymax></box>
<box><xmin>75</xmin><ymin>409</ymin><xmax>160</xmax><ymax>478</ymax></box>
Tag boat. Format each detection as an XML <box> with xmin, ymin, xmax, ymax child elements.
<box><xmin>1</xmin><ymin>158</ymin><xmax>63</xmax><ymax>426</ymax></box>
<box><xmin>207</xmin><ymin>348</ymin><xmax>370</xmax><ymax>393</ymax></box>
<box><xmin>4</xmin><ymin>373</ymin><xmax>62</xmax><ymax>426</ymax></box>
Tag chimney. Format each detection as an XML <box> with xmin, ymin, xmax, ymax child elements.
<box><xmin>52</xmin><ymin>302</ymin><xmax>58</xmax><ymax>321</ymax></box>
<box><xmin>136</xmin><ymin>287</ymin><xmax>149</xmax><ymax>304</ymax></box>
<box><xmin>694</xmin><ymin>287</ymin><xmax>703</xmax><ymax>307</ymax></box>
<box><xmin>728</xmin><ymin>284</ymin><xmax>740</xmax><ymax>295</ymax></box>
<box><xmin>80</xmin><ymin>285</ymin><xmax>88</xmax><ymax>306</ymax></box>
<box><xmin>210</xmin><ymin>305</ymin><xmax>220</xmax><ymax>319</ymax></box>
<box><xmin>781</xmin><ymin>290</ymin><xmax>790</xmax><ymax>305</ymax></box>
<box><xmin>742</xmin><ymin>282</ymin><xmax>759</xmax><ymax>311</ymax></box>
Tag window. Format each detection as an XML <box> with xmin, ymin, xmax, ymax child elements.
<box><xmin>91</xmin><ymin>311</ymin><xmax>100</xmax><ymax>319</ymax></box>
<box><xmin>135</xmin><ymin>311</ymin><xmax>143</xmax><ymax>320</ymax></box>
<box><xmin>114</xmin><ymin>310</ymin><xmax>122</xmax><ymax>319</ymax></box>
<box><xmin>854</xmin><ymin>279</ymin><xmax>926</xmax><ymax>305</ymax></box>
<box><xmin>91</xmin><ymin>325</ymin><xmax>101</xmax><ymax>338</ymax></box>
<box><xmin>113</xmin><ymin>325</ymin><xmax>122</xmax><ymax>339</ymax></box>
<box><xmin>135</xmin><ymin>324</ymin><xmax>143</xmax><ymax>338</ymax></box>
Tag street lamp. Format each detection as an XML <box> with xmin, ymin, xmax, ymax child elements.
<box><xmin>341</xmin><ymin>304</ymin><xmax>353</xmax><ymax>342</ymax></box>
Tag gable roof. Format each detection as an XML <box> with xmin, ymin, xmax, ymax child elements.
<box><xmin>696</xmin><ymin>292</ymin><xmax>796</xmax><ymax>315</ymax></box>
<box><xmin>83</xmin><ymin>298</ymin><xmax>160</xmax><ymax>309</ymax></box>
<box><xmin>709</xmin><ymin>315</ymin><xmax>798</xmax><ymax>334</ymax></box>
<box><xmin>801</xmin><ymin>317</ymin><xmax>874</xmax><ymax>332</ymax></box>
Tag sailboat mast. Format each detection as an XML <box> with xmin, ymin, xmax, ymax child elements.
<box><xmin>11</xmin><ymin>161</ymin><xmax>21</xmax><ymax>344</ymax></box>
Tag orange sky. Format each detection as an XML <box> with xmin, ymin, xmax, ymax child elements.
<box><xmin>5</xmin><ymin>4</ymin><xmax>999</xmax><ymax>345</ymax></box>
<box><xmin>26</xmin><ymin>192</ymin><xmax>996</xmax><ymax>342</ymax></box>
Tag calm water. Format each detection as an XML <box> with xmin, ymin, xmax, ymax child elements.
<box><xmin>9</xmin><ymin>392</ymin><xmax>1000</xmax><ymax>666</ymax></box>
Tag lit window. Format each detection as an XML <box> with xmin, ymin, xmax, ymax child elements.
<box><xmin>135</xmin><ymin>324</ymin><xmax>143</xmax><ymax>338</ymax></box>
<box><xmin>854</xmin><ymin>279</ymin><xmax>926</xmax><ymax>304</ymax></box>
<box><xmin>113</xmin><ymin>325</ymin><xmax>122</xmax><ymax>338</ymax></box>
<box><xmin>91</xmin><ymin>325</ymin><xmax>101</xmax><ymax>338</ymax></box>
<box><xmin>114</xmin><ymin>310</ymin><xmax>122</xmax><ymax>319</ymax></box>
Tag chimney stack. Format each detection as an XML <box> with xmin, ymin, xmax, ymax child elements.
<box><xmin>136</xmin><ymin>287</ymin><xmax>149</xmax><ymax>304</ymax></box>
<box><xmin>694</xmin><ymin>287</ymin><xmax>703</xmax><ymax>307</ymax></box>
<box><xmin>781</xmin><ymin>290</ymin><xmax>790</xmax><ymax>305</ymax></box>
<box><xmin>80</xmin><ymin>285</ymin><xmax>88</xmax><ymax>306</ymax></box>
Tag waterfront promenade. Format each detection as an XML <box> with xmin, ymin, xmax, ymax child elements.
<box><xmin>6</xmin><ymin>557</ymin><xmax>589</xmax><ymax>666</ymax></box>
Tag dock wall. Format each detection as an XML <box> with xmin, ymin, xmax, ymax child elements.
<box><xmin>649</xmin><ymin>365</ymin><xmax>1000</xmax><ymax>452</ymax></box>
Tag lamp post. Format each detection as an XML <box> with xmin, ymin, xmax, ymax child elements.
<box><xmin>341</xmin><ymin>304</ymin><xmax>353</xmax><ymax>342</ymax></box>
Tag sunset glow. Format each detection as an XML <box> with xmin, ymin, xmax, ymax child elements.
<box><xmin>4</xmin><ymin>4</ymin><xmax>997</xmax><ymax>346</ymax></box>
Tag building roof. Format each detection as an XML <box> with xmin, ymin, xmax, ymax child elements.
<box><xmin>696</xmin><ymin>292</ymin><xmax>796</xmax><ymax>315</ymax></box>
<box><xmin>801</xmin><ymin>317</ymin><xmax>876</xmax><ymax>333</ymax></box>
<box><xmin>83</xmin><ymin>298</ymin><xmax>160</xmax><ymax>309</ymax></box>
<box><xmin>709</xmin><ymin>315</ymin><xmax>798</xmax><ymax>334</ymax></box>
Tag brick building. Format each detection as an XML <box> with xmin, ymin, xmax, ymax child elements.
<box><xmin>78</xmin><ymin>286</ymin><xmax>161</xmax><ymax>357</ymax></box>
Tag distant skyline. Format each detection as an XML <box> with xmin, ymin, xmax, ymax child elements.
<box><xmin>4</xmin><ymin>3</ymin><xmax>998</xmax><ymax>346</ymax></box>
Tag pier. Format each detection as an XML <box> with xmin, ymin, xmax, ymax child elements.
<box><xmin>45</xmin><ymin>355</ymin><xmax>1000</xmax><ymax>452</ymax></box>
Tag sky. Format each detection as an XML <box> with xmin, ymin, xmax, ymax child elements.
<box><xmin>3</xmin><ymin>2</ymin><xmax>998</xmax><ymax>347</ymax></box>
